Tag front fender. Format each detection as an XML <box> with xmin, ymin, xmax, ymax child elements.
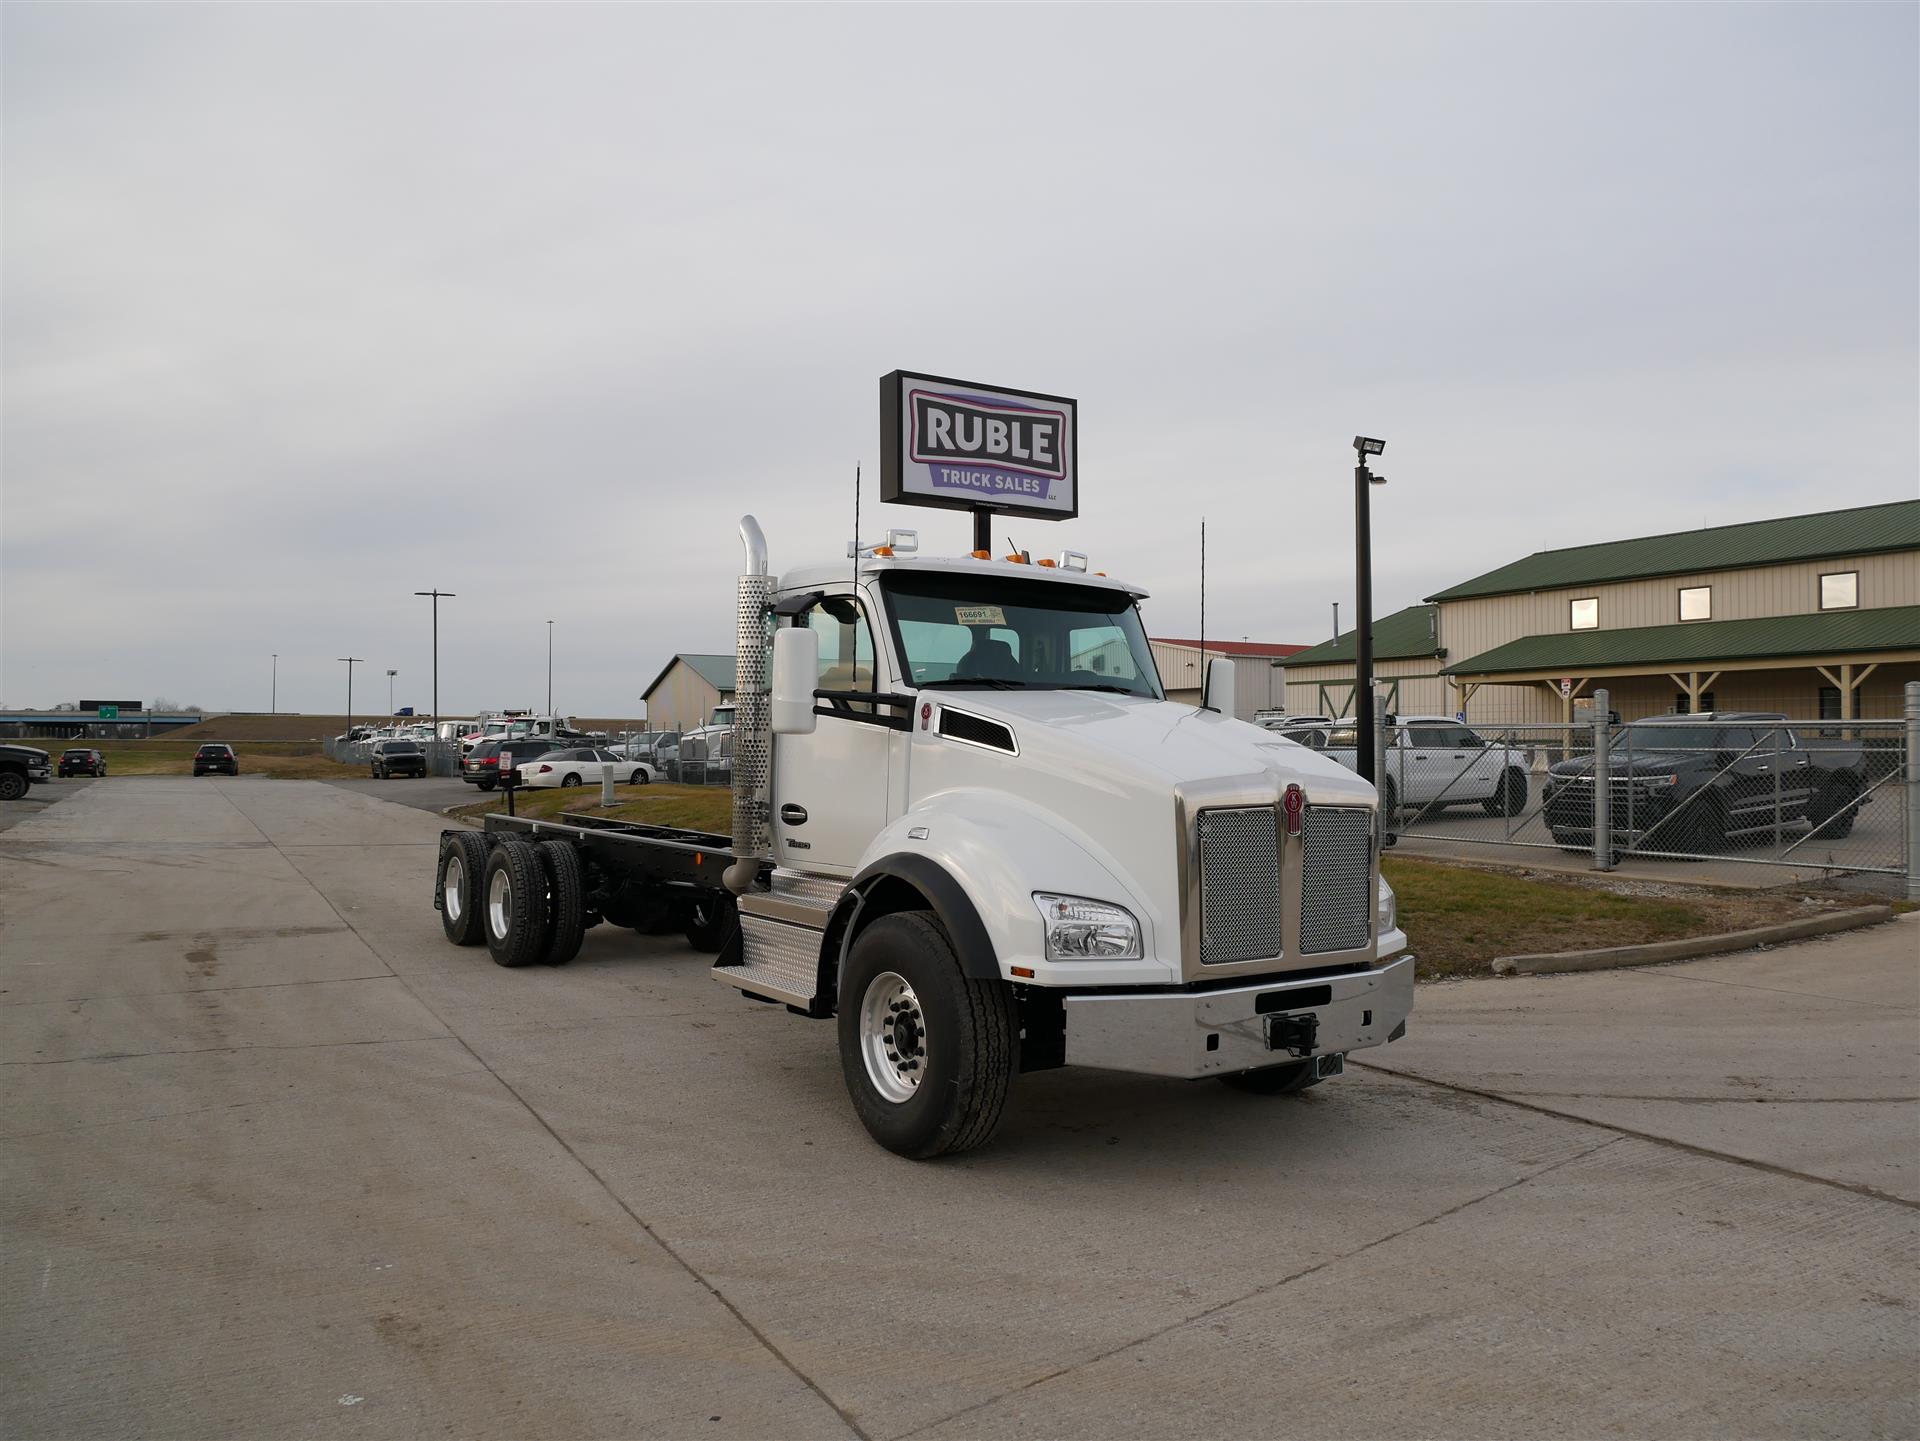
<box><xmin>840</xmin><ymin>794</ymin><xmax>1180</xmax><ymax>988</ymax></box>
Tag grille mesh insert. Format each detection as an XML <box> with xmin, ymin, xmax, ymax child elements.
<box><xmin>1197</xmin><ymin>807</ymin><xmax>1282</xmax><ymax>965</ymax></box>
<box><xmin>1300</xmin><ymin>806</ymin><xmax>1372</xmax><ymax>954</ymax></box>
<box><xmin>938</xmin><ymin>709</ymin><xmax>1016</xmax><ymax>753</ymax></box>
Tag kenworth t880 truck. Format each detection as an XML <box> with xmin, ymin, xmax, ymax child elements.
<box><xmin>434</xmin><ymin>517</ymin><xmax>1413</xmax><ymax>1157</ymax></box>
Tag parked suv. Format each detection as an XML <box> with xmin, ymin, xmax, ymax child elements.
<box><xmin>1545</xmin><ymin>712</ymin><xmax>1871</xmax><ymax>855</ymax></box>
<box><xmin>193</xmin><ymin>744</ymin><xmax>239</xmax><ymax>776</ymax></box>
<box><xmin>0</xmin><ymin>743</ymin><xmax>52</xmax><ymax>799</ymax></box>
<box><xmin>460</xmin><ymin>737</ymin><xmax>563</xmax><ymax>791</ymax></box>
<box><xmin>370</xmin><ymin>739</ymin><xmax>428</xmax><ymax>779</ymax></box>
<box><xmin>58</xmin><ymin>748</ymin><xmax>107</xmax><ymax>778</ymax></box>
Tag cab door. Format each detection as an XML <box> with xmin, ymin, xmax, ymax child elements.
<box><xmin>772</xmin><ymin>591</ymin><xmax>892</xmax><ymax>876</ymax></box>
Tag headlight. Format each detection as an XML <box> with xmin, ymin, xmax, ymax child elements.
<box><xmin>1377</xmin><ymin>876</ymin><xmax>1397</xmax><ymax>933</ymax></box>
<box><xmin>1032</xmin><ymin>893</ymin><xmax>1142</xmax><ymax>960</ymax></box>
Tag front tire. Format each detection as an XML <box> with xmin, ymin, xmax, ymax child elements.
<box><xmin>483</xmin><ymin>838</ymin><xmax>549</xmax><ymax>968</ymax></box>
<box><xmin>438</xmin><ymin>831</ymin><xmax>488</xmax><ymax>946</ymax></box>
<box><xmin>629</xmin><ymin>769</ymin><xmax>649</xmax><ymax>786</ymax></box>
<box><xmin>837</xmin><ymin>912</ymin><xmax>1018</xmax><ymax>1158</ymax></box>
<box><xmin>0</xmin><ymin>772</ymin><xmax>27</xmax><ymax>801</ymax></box>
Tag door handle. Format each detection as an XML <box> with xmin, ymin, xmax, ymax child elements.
<box><xmin>779</xmin><ymin>803</ymin><xmax>808</xmax><ymax>826</ymax></box>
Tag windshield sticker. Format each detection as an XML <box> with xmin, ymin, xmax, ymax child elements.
<box><xmin>955</xmin><ymin>605</ymin><xmax>1007</xmax><ymax>627</ymax></box>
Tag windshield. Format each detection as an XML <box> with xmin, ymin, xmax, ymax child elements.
<box><xmin>1617</xmin><ymin>723</ymin><xmax>1734</xmax><ymax>751</ymax></box>
<box><xmin>386</xmin><ymin>742</ymin><xmax>420</xmax><ymax>754</ymax></box>
<box><xmin>882</xmin><ymin>573</ymin><xmax>1163</xmax><ymax>699</ymax></box>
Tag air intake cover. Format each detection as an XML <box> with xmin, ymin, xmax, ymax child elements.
<box><xmin>937</xmin><ymin>709</ymin><xmax>1016</xmax><ymax>754</ymax></box>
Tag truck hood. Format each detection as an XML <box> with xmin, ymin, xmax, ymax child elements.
<box><xmin>928</xmin><ymin>689</ymin><xmax>1376</xmax><ymax>804</ymax></box>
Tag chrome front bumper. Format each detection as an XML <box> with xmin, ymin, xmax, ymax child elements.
<box><xmin>1061</xmin><ymin>954</ymin><xmax>1415</xmax><ymax>1080</ymax></box>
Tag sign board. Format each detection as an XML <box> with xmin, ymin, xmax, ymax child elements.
<box><xmin>879</xmin><ymin>370</ymin><xmax>1077</xmax><ymax>521</ymax></box>
<box><xmin>98</xmin><ymin>705</ymin><xmax>119</xmax><ymax>720</ymax></box>
<box><xmin>1558</xmin><ymin>679</ymin><xmax>1573</xmax><ymax>698</ymax></box>
<box><xmin>80</xmin><ymin>699</ymin><xmax>142</xmax><ymax>713</ymax></box>
<box><xmin>1455</xmin><ymin>710</ymin><xmax>1466</xmax><ymax>724</ymax></box>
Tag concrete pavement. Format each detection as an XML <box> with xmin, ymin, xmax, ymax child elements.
<box><xmin>3</xmin><ymin>777</ymin><xmax>1915</xmax><ymax>1439</ymax></box>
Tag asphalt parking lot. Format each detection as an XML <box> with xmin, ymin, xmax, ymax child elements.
<box><xmin>3</xmin><ymin>778</ymin><xmax>1915</xmax><ymax>1438</ymax></box>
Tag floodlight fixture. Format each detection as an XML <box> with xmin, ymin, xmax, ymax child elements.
<box><xmin>1353</xmin><ymin>436</ymin><xmax>1385</xmax><ymax>457</ymax></box>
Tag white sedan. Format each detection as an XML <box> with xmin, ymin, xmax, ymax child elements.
<box><xmin>515</xmin><ymin>747</ymin><xmax>656</xmax><ymax>789</ymax></box>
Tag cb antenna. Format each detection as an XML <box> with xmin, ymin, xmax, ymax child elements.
<box><xmin>852</xmin><ymin>463</ymin><xmax>860</xmax><ymax>590</ymax></box>
<box><xmin>1198</xmin><ymin>517</ymin><xmax>1207</xmax><ymax>710</ymax></box>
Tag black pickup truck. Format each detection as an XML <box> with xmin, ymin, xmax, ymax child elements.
<box><xmin>1544</xmin><ymin>711</ymin><xmax>1871</xmax><ymax>855</ymax></box>
<box><xmin>0</xmin><ymin>743</ymin><xmax>53</xmax><ymax>800</ymax></box>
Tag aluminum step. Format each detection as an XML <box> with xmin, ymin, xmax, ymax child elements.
<box><xmin>714</xmin><ymin>912</ymin><xmax>824</xmax><ymax>1007</ymax></box>
<box><xmin>740</xmin><ymin>868</ymin><xmax>846</xmax><ymax>928</ymax></box>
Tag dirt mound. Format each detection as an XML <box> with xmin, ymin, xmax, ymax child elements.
<box><xmin>164</xmin><ymin>714</ymin><xmax>354</xmax><ymax>741</ymax></box>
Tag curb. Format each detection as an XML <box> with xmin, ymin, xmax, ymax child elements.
<box><xmin>1491</xmin><ymin>905</ymin><xmax>1896</xmax><ymax>976</ymax></box>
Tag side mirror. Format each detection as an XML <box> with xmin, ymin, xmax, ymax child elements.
<box><xmin>771</xmin><ymin>627</ymin><xmax>819</xmax><ymax>735</ymax></box>
<box><xmin>1203</xmin><ymin>657</ymin><xmax>1236</xmax><ymax>715</ymax></box>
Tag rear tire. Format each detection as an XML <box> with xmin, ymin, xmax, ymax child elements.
<box><xmin>561</xmin><ymin>773</ymin><xmax>582</xmax><ymax>788</ymax></box>
<box><xmin>438</xmin><ymin>831</ymin><xmax>488</xmax><ymax>946</ymax></box>
<box><xmin>535</xmin><ymin>840</ymin><xmax>586</xmax><ymax>966</ymax></box>
<box><xmin>0</xmin><ymin>772</ymin><xmax>27</xmax><ymax>801</ymax></box>
<box><xmin>483</xmin><ymin>838</ymin><xmax>548</xmax><ymax>968</ymax></box>
<box><xmin>1483</xmin><ymin>767</ymin><xmax>1527</xmax><ymax>817</ymax></box>
<box><xmin>477</xmin><ymin>779</ymin><xmax>497</xmax><ymax>793</ymax></box>
<box><xmin>837</xmin><ymin>911</ymin><xmax>1017</xmax><ymax>1158</ymax></box>
<box><xmin>1219</xmin><ymin>1060</ymin><xmax>1319</xmax><ymax>1095</ymax></box>
<box><xmin>684</xmin><ymin>895</ymin><xmax>738</xmax><ymax>953</ymax></box>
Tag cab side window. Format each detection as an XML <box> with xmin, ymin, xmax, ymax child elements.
<box><xmin>799</xmin><ymin>596</ymin><xmax>877</xmax><ymax>713</ymax></box>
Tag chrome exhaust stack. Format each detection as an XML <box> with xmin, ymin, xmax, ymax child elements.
<box><xmin>724</xmin><ymin>516</ymin><xmax>773</xmax><ymax>895</ymax></box>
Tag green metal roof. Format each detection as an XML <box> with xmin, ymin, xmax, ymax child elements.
<box><xmin>1426</xmin><ymin>500</ymin><xmax>1920</xmax><ymax>603</ymax></box>
<box><xmin>1283</xmin><ymin>604</ymin><xmax>1440</xmax><ymax>667</ymax></box>
<box><xmin>642</xmin><ymin>652</ymin><xmax>736</xmax><ymax>700</ymax></box>
<box><xmin>1445</xmin><ymin>604</ymin><xmax>1920</xmax><ymax>677</ymax></box>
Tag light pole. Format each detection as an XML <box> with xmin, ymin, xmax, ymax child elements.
<box><xmin>339</xmin><ymin>657</ymin><xmax>363</xmax><ymax>737</ymax></box>
<box><xmin>1352</xmin><ymin>437</ymin><xmax>1386</xmax><ymax>786</ymax></box>
<box><xmin>546</xmin><ymin>620</ymin><xmax>554</xmax><ymax>716</ymax></box>
<box><xmin>271</xmin><ymin>654</ymin><xmax>277</xmax><ymax>714</ymax></box>
<box><xmin>414</xmin><ymin>589</ymin><xmax>456</xmax><ymax>745</ymax></box>
<box><xmin>386</xmin><ymin>669</ymin><xmax>398</xmax><ymax>717</ymax></box>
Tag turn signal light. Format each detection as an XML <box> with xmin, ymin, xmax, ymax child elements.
<box><xmin>872</xmin><ymin>545</ymin><xmax>894</xmax><ymax>557</ymax></box>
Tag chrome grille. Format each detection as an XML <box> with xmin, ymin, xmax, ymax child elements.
<box><xmin>1300</xmin><ymin>806</ymin><xmax>1373</xmax><ymax>954</ymax></box>
<box><xmin>1197</xmin><ymin>806</ymin><xmax>1282</xmax><ymax>966</ymax></box>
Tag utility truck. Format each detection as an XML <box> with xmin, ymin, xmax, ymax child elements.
<box><xmin>431</xmin><ymin>372</ymin><xmax>1412</xmax><ymax>1156</ymax></box>
<box><xmin>433</xmin><ymin>518</ymin><xmax>1413</xmax><ymax>1156</ymax></box>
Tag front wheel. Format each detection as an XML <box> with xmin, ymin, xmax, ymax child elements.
<box><xmin>629</xmin><ymin>769</ymin><xmax>649</xmax><ymax>786</ymax></box>
<box><xmin>0</xmin><ymin>772</ymin><xmax>27</xmax><ymax>801</ymax></box>
<box><xmin>837</xmin><ymin>912</ymin><xmax>1018</xmax><ymax>1158</ymax></box>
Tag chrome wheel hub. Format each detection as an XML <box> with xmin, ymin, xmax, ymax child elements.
<box><xmin>859</xmin><ymin>971</ymin><xmax>926</xmax><ymax>1104</ymax></box>
<box><xmin>443</xmin><ymin>854</ymin><xmax>466</xmax><ymax>923</ymax></box>
<box><xmin>487</xmin><ymin>867</ymin><xmax>511</xmax><ymax>939</ymax></box>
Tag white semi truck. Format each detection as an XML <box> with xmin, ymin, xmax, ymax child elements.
<box><xmin>434</xmin><ymin>517</ymin><xmax>1414</xmax><ymax>1157</ymax></box>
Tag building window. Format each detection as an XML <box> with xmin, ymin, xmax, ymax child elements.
<box><xmin>1674</xmin><ymin>690</ymin><xmax>1717</xmax><ymax>715</ymax></box>
<box><xmin>1818</xmin><ymin>686</ymin><xmax>1842</xmax><ymax>721</ymax></box>
<box><xmin>1678</xmin><ymin>586</ymin><xmax>1711</xmax><ymax>622</ymax></box>
<box><xmin>1570</xmin><ymin>597</ymin><xmax>1598</xmax><ymax>631</ymax></box>
<box><xmin>1820</xmin><ymin>572</ymin><xmax>1858</xmax><ymax>610</ymax></box>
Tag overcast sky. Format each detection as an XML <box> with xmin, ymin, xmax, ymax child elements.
<box><xmin>3</xmin><ymin>3</ymin><xmax>1915</xmax><ymax>718</ymax></box>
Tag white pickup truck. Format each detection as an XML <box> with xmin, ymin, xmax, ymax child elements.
<box><xmin>1319</xmin><ymin>716</ymin><xmax>1530</xmax><ymax>820</ymax></box>
<box><xmin>435</xmin><ymin>519</ymin><xmax>1415</xmax><ymax>1157</ymax></box>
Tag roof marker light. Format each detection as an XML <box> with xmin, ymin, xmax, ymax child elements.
<box><xmin>1036</xmin><ymin>557</ymin><xmax>1057</xmax><ymax>568</ymax></box>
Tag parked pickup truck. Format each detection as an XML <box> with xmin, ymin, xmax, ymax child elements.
<box><xmin>370</xmin><ymin>739</ymin><xmax>429</xmax><ymax>779</ymax></box>
<box><xmin>0</xmin><ymin>743</ymin><xmax>53</xmax><ymax>800</ymax></box>
<box><xmin>1317</xmin><ymin>716</ymin><xmax>1530</xmax><ymax>820</ymax></box>
<box><xmin>1544</xmin><ymin>711</ymin><xmax>1871</xmax><ymax>855</ymax></box>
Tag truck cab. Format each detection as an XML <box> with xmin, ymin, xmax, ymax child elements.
<box><xmin>715</xmin><ymin>519</ymin><xmax>1414</xmax><ymax>1155</ymax></box>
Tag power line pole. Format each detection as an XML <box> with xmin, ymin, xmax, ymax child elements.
<box><xmin>1352</xmin><ymin>437</ymin><xmax>1386</xmax><ymax>785</ymax></box>
<box><xmin>546</xmin><ymin>620</ymin><xmax>555</xmax><ymax>716</ymax></box>
<box><xmin>338</xmin><ymin>657</ymin><xmax>363</xmax><ymax>736</ymax></box>
<box><xmin>271</xmin><ymin>654</ymin><xmax>277</xmax><ymax>714</ymax></box>
<box><xmin>414</xmin><ymin>589</ymin><xmax>456</xmax><ymax>746</ymax></box>
<box><xmin>386</xmin><ymin>669</ymin><xmax>398</xmax><ymax>717</ymax></box>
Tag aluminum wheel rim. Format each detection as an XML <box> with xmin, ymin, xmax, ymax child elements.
<box><xmin>487</xmin><ymin>867</ymin><xmax>512</xmax><ymax>939</ymax></box>
<box><xmin>859</xmin><ymin>971</ymin><xmax>927</xmax><ymax>1104</ymax></box>
<box><xmin>443</xmin><ymin>853</ymin><xmax>466</xmax><ymax>923</ymax></box>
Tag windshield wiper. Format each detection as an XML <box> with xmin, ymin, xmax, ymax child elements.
<box><xmin>1057</xmin><ymin>682</ymin><xmax>1147</xmax><ymax>697</ymax></box>
<box><xmin>917</xmin><ymin>678</ymin><xmax>1032</xmax><ymax>690</ymax></box>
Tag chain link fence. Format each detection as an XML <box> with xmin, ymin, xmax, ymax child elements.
<box><xmin>1333</xmin><ymin>684</ymin><xmax>1919</xmax><ymax>889</ymax></box>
